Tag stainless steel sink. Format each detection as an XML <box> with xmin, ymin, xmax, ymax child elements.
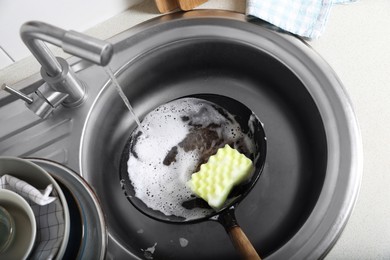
<box><xmin>0</xmin><ymin>59</ymin><xmax>106</xmax><ymax>171</ymax></box>
<box><xmin>0</xmin><ymin>10</ymin><xmax>362</xmax><ymax>260</ymax></box>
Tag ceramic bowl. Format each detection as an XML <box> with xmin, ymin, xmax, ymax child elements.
<box><xmin>0</xmin><ymin>205</ymin><xmax>15</xmax><ymax>253</ymax></box>
<box><xmin>0</xmin><ymin>189</ymin><xmax>36</xmax><ymax>259</ymax></box>
<box><xmin>0</xmin><ymin>156</ymin><xmax>70</xmax><ymax>259</ymax></box>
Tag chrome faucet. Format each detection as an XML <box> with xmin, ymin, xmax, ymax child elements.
<box><xmin>3</xmin><ymin>21</ymin><xmax>113</xmax><ymax>118</ymax></box>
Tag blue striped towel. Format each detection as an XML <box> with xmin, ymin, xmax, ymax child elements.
<box><xmin>246</xmin><ymin>0</ymin><xmax>357</xmax><ymax>39</ymax></box>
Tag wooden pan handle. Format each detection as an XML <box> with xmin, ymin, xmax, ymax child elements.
<box><xmin>154</xmin><ymin>0</ymin><xmax>179</xmax><ymax>13</ymax></box>
<box><xmin>218</xmin><ymin>207</ymin><xmax>262</xmax><ymax>259</ymax></box>
<box><xmin>227</xmin><ymin>226</ymin><xmax>261</xmax><ymax>260</ymax></box>
<box><xmin>154</xmin><ymin>0</ymin><xmax>208</xmax><ymax>13</ymax></box>
<box><xmin>177</xmin><ymin>0</ymin><xmax>208</xmax><ymax>11</ymax></box>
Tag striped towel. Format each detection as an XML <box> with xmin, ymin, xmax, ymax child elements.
<box><xmin>0</xmin><ymin>174</ymin><xmax>56</xmax><ymax>205</ymax></box>
<box><xmin>246</xmin><ymin>0</ymin><xmax>357</xmax><ymax>39</ymax></box>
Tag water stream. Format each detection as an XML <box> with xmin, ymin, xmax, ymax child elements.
<box><xmin>104</xmin><ymin>66</ymin><xmax>142</xmax><ymax>128</ymax></box>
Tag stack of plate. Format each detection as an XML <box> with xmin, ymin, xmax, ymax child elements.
<box><xmin>0</xmin><ymin>157</ymin><xmax>107</xmax><ymax>259</ymax></box>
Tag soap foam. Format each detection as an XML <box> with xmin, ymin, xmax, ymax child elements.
<box><xmin>127</xmin><ymin>97</ymin><xmax>255</xmax><ymax>220</ymax></box>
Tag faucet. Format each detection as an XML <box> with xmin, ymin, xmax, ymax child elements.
<box><xmin>3</xmin><ymin>21</ymin><xmax>113</xmax><ymax>118</ymax></box>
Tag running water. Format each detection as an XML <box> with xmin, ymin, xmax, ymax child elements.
<box><xmin>104</xmin><ymin>66</ymin><xmax>142</xmax><ymax>128</ymax></box>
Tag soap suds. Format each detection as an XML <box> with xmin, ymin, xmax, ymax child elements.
<box><xmin>127</xmin><ymin>98</ymin><xmax>255</xmax><ymax>220</ymax></box>
<box><xmin>141</xmin><ymin>242</ymin><xmax>157</xmax><ymax>260</ymax></box>
<box><xmin>179</xmin><ymin>238</ymin><xmax>189</xmax><ymax>247</ymax></box>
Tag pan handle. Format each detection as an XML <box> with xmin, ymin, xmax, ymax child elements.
<box><xmin>218</xmin><ymin>206</ymin><xmax>261</xmax><ymax>260</ymax></box>
<box><xmin>227</xmin><ymin>226</ymin><xmax>261</xmax><ymax>260</ymax></box>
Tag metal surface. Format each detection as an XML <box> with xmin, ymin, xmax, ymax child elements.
<box><xmin>20</xmin><ymin>21</ymin><xmax>113</xmax><ymax>76</ymax></box>
<box><xmin>27</xmin><ymin>158</ymin><xmax>107</xmax><ymax>260</ymax></box>
<box><xmin>1</xmin><ymin>84</ymin><xmax>33</xmax><ymax>104</ymax></box>
<box><xmin>15</xmin><ymin>21</ymin><xmax>113</xmax><ymax>116</ymax></box>
<box><xmin>0</xmin><ymin>10</ymin><xmax>362</xmax><ymax>259</ymax></box>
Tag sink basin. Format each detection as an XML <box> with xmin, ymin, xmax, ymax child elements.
<box><xmin>80</xmin><ymin>10</ymin><xmax>362</xmax><ymax>259</ymax></box>
<box><xmin>0</xmin><ymin>10</ymin><xmax>362</xmax><ymax>259</ymax></box>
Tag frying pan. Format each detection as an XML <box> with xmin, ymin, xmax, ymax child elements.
<box><xmin>120</xmin><ymin>94</ymin><xmax>267</xmax><ymax>259</ymax></box>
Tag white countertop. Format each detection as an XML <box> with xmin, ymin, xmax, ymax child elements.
<box><xmin>1</xmin><ymin>0</ymin><xmax>389</xmax><ymax>258</ymax></box>
<box><xmin>310</xmin><ymin>1</ymin><xmax>390</xmax><ymax>258</ymax></box>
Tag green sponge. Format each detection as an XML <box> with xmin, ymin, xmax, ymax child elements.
<box><xmin>187</xmin><ymin>144</ymin><xmax>254</xmax><ymax>210</ymax></box>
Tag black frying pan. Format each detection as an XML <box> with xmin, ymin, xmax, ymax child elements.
<box><xmin>120</xmin><ymin>94</ymin><xmax>266</xmax><ymax>259</ymax></box>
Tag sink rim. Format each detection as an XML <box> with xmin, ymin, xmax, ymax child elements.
<box><xmin>79</xmin><ymin>10</ymin><xmax>362</xmax><ymax>259</ymax></box>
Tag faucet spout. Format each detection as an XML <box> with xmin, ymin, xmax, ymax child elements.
<box><xmin>21</xmin><ymin>21</ymin><xmax>113</xmax><ymax>76</ymax></box>
<box><xmin>17</xmin><ymin>21</ymin><xmax>113</xmax><ymax>111</ymax></box>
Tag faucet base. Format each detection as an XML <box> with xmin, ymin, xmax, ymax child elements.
<box><xmin>41</xmin><ymin>57</ymin><xmax>86</xmax><ymax>107</ymax></box>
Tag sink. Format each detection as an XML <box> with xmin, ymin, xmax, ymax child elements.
<box><xmin>0</xmin><ymin>10</ymin><xmax>362</xmax><ymax>259</ymax></box>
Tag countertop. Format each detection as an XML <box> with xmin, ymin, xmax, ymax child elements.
<box><xmin>1</xmin><ymin>0</ymin><xmax>389</xmax><ymax>258</ymax></box>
